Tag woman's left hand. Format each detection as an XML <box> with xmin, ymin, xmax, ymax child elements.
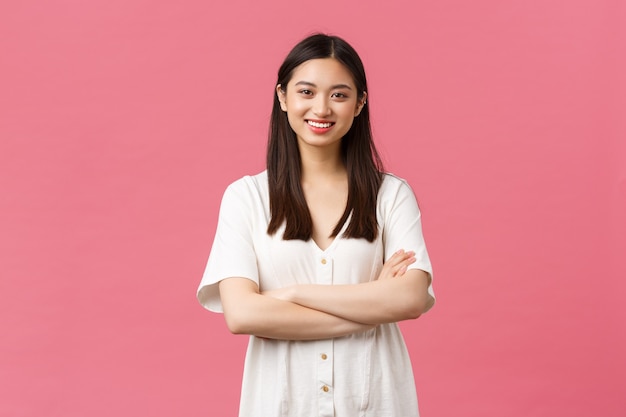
<box><xmin>377</xmin><ymin>249</ymin><xmax>416</xmax><ymax>281</ymax></box>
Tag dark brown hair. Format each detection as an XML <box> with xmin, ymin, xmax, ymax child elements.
<box><xmin>267</xmin><ymin>33</ymin><xmax>384</xmax><ymax>242</ymax></box>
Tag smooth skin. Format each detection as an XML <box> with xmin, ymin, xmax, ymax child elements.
<box><xmin>219</xmin><ymin>58</ymin><xmax>433</xmax><ymax>340</ymax></box>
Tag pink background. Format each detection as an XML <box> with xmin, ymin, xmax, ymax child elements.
<box><xmin>1</xmin><ymin>0</ymin><xmax>624</xmax><ymax>416</ymax></box>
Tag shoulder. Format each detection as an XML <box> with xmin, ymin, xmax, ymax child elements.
<box><xmin>225</xmin><ymin>170</ymin><xmax>267</xmax><ymax>192</ymax></box>
<box><xmin>377</xmin><ymin>172</ymin><xmax>422</xmax><ymax>217</ymax></box>
<box><xmin>379</xmin><ymin>173</ymin><xmax>415</xmax><ymax>198</ymax></box>
<box><xmin>219</xmin><ymin>171</ymin><xmax>269</xmax><ymax>216</ymax></box>
<box><xmin>381</xmin><ymin>172</ymin><xmax>410</xmax><ymax>187</ymax></box>
<box><xmin>222</xmin><ymin>171</ymin><xmax>268</xmax><ymax>200</ymax></box>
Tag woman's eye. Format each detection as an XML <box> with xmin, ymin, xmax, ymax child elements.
<box><xmin>299</xmin><ymin>89</ymin><xmax>313</xmax><ymax>95</ymax></box>
<box><xmin>332</xmin><ymin>92</ymin><xmax>348</xmax><ymax>98</ymax></box>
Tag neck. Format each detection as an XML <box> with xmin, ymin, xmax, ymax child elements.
<box><xmin>299</xmin><ymin>143</ymin><xmax>346</xmax><ymax>184</ymax></box>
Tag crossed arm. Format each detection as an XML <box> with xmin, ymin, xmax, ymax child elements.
<box><xmin>218</xmin><ymin>250</ymin><xmax>434</xmax><ymax>340</ymax></box>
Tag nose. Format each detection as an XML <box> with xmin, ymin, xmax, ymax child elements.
<box><xmin>312</xmin><ymin>96</ymin><xmax>331</xmax><ymax>117</ymax></box>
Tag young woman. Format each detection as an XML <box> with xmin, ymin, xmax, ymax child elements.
<box><xmin>197</xmin><ymin>33</ymin><xmax>435</xmax><ymax>417</ymax></box>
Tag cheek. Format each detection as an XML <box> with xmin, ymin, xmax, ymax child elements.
<box><xmin>338</xmin><ymin>105</ymin><xmax>358</xmax><ymax>122</ymax></box>
<box><xmin>285</xmin><ymin>105</ymin><xmax>305</xmax><ymax>131</ymax></box>
<box><xmin>286</xmin><ymin>97</ymin><xmax>307</xmax><ymax>114</ymax></box>
<box><xmin>286</xmin><ymin>113</ymin><xmax>299</xmax><ymax>130</ymax></box>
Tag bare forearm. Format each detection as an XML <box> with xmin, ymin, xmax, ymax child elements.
<box><xmin>288</xmin><ymin>270</ymin><xmax>434</xmax><ymax>325</ymax></box>
<box><xmin>220</xmin><ymin>278</ymin><xmax>373</xmax><ymax>340</ymax></box>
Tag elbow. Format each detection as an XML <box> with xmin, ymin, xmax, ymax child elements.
<box><xmin>223</xmin><ymin>311</ymin><xmax>255</xmax><ymax>335</ymax></box>
<box><xmin>221</xmin><ymin>291</ymin><xmax>264</xmax><ymax>335</ymax></box>
<box><xmin>399</xmin><ymin>294</ymin><xmax>435</xmax><ymax>321</ymax></box>
<box><xmin>396</xmin><ymin>271</ymin><xmax>434</xmax><ymax>321</ymax></box>
<box><xmin>405</xmin><ymin>309</ymin><xmax>422</xmax><ymax>321</ymax></box>
<box><xmin>225</xmin><ymin>321</ymin><xmax>247</xmax><ymax>335</ymax></box>
<box><xmin>387</xmin><ymin>301</ymin><xmax>420</xmax><ymax>322</ymax></box>
<box><xmin>402</xmin><ymin>305</ymin><xmax>423</xmax><ymax>321</ymax></box>
<box><xmin>223</xmin><ymin>315</ymin><xmax>242</xmax><ymax>334</ymax></box>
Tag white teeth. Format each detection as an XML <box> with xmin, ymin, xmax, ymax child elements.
<box><xmin>307</xmin><ymin>120</ymin><xmax>333</xmax><ymax>128</ymax></box>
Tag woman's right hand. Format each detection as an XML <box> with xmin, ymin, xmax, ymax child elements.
<box><xmin>377</xmin><ymin>249</ymin><xmax>416</xmax><ymax>281</ymax></box>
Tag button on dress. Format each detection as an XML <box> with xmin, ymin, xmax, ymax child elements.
<box><xmin>198</xmin><ymin>171</ymin><xmax>434</xmax><ymax>417</ymax></box>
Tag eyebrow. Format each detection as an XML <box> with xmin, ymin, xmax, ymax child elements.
<box><xmin>294</xmin><ymin>81</ymin><xmax>353</xmax><ymax>90</ymax></box>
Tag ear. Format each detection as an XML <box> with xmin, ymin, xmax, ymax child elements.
<box><xmin>276</xmin><ymin>84</ymin><xmax>287</xmax><ymax>112</ymax></box>
<box><xmin>355</xmin><ymin>91</ymin><xmax>367</xmax><ymax>116</ymax></box>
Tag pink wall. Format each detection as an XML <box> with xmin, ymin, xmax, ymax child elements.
<box><xmin>1</xmin><ymin>0</ymin><xmax>624</xmax><ymax>416</ymax></box>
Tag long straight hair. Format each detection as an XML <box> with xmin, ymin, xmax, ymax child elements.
<box><xmin>267</xmin><ymin>34</ymin><xmax>384</xmax><ymax>242</ymax></box>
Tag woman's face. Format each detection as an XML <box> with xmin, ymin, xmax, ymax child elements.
<box><xmin>277</xmin><ymin>58</ymin><xmax>366</xmax><ymax>153</ymax></box>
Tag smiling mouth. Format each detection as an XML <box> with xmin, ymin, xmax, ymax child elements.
<box><xmin>307</xmin><ymin>120</ymin><xmax>334</xmax><ymax>128</ymax></box>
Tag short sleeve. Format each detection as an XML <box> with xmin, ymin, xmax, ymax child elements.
<box><xmin>380</xmin><ymin>175</ymin><xmax>435</xmax><ymax>306</ymax></box>
<box><xmin>197</xmin><ymin>179</ymin><xmax>260</xmax><ymax>312</ymax></box>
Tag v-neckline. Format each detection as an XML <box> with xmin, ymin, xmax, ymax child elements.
<box><xmin>310</xmin><ymin>211</ymin><xmax>351</xmax><ymax>253</ymax></box>
<box><xmin>311</xmin><ymin>236</ymin><xmax>338</xmax><ymax>253</ymax></box>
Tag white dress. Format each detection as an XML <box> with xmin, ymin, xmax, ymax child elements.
<box><xmin>197</xmin><ymin>171</ymin><xmax>434</xmax><ymax>417</ymax></box>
